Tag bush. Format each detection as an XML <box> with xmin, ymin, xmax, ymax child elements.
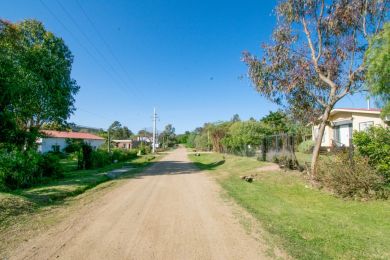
<box><xmin>0</xmin><ymin>148</ymin><xmax>63</xmax><ymax>190</ymax></box>
<box><xmin>137</xmin><ymin>146</ymin><xmax>151</xmax><ymax>155</ymax></box>
<box><xmin>64</xmin><ymin>138</ymin><xmax>83</xmax><ymax>153</ymax></box>
<box><xmin>91</xmin><ymin>150</ymin><xmax>111</xmax><ymax>168</ymax></box>
<box><xmin>297</xmin><ymin>140</ymin><xmax>315</xmax><ymax>154</ymax></box>
<box><xmin>316</xmin><ymin>152</ymin><xmax>388</xmax><ymax>199</ymax></box>
<box><xmin>77</xmin><ymin>143</ymin><xmax>93</xmax><ymax>169</ymax></box>
<box><xmin>112</xmin><ymin>149</ymin><xmax>138</xmax><ymax>162</ymax></box>
<box><xmin>266</xmin><ymin>150</ymin><xmax>300</xmax><ymax>170</ymax></box>
<box><xmin>39</xmin><ymin>153</ymin><xmax>63</xmax><ymax>178</ymax></box>
<box><xmin>353</xmin><ymin>126</ymin><xmax>390</xmax><ymax>182</ymax></box>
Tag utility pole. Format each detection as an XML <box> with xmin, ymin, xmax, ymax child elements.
<box><xmin>152</xmin><ymin>108</ymin><xmax>157</xmax><ymax>153</ymax></box>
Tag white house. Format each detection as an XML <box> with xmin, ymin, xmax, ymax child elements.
<box><xmin>37</xmin><ymin>130</ymin><xmax>105</xmax><ymax>153</ymax></box>
<box><xmin>312</xmin><ymin>108</ymin><xmax>388</xmax><ymax>148</ymax></box>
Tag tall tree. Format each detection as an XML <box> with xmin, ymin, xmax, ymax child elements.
<box><xmin>260</xmin><ymin>111</ymin><xmax>289</xmax><ymax>134</ymax></box>
<box><xmin>160</xmin><ymin>124</ymin><xmax>176</xmax><ymax>148</ymax></box>
<box><xmin>109</xmin><ymin>121</ymin><xmax>133</xmax><ymax>139</ymax></box>
<box><xmin>231</xmin><ymin>114</ymin><xmax>241</xmax><ymax>122</ymax></box>
<box><xmin>243</xmin><ymin>0</ymin><xmax>389</xmax><ymax>174</ymax></box>
<box><xmin>365</xmin><ymin>22</ymin><xmax>390</xmax><ymax>116</ymax></box>
<box><xmin>0</xmin><ymin>19</ymin><xmax>79</xmax><ymax>148</ymax></box>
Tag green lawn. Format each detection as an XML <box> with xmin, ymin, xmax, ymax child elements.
<box><xmin>0</xmin><ymin>154</ymin><xmax>159</xmax><ymax>257</ymax></box>
<box><xmin>295</xmin><ymin>151</ymin><xmax>313</xmax><ymax>165</ymax></box>
<box><xmin>0</xmin><ymin>154</ymin><xmax>157</xmax><ymax>229</ymax></box>
<box><xmin>189</xmin><ymin>153</ymin><xmax>390</xmax><ymax>260</ymax></box>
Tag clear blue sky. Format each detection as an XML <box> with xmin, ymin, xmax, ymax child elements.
<box><xmin>1</xmin><ymin>0</ymin><xmax>370</xmax><ymax>133</ymax></box>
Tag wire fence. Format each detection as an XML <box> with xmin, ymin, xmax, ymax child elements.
<box><xmin>224</xmin><ymin>133</ymin><xmax>301</xmax><ymax>170</ymax></box>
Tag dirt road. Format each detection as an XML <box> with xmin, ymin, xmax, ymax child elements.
<box><xmin>12</xmin><ymin>148</ymin><xmax>270</xmax><ymax>260</ymax></box>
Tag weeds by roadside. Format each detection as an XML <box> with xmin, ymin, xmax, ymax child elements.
<box><xmin>189</xmin><ymin>152</ymin><xmax>390</xmax><ymax>260</ymax></box>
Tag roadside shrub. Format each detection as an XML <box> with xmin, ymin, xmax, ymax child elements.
<box><xmin>123</xmin><ymin>149</ymin><xmax>138</xmax><ymax>160</ymax></box>
<box><xmin>297</xmin><ymin>140</ymin><xmax>315</xmax><ymax>154</ymax></box>
<box><xmin>39</xmin><ymin>153</ymin><xmax>63</xmax><ymax>178</ymax></box>
<box><xmin>316</xmin><ymin>152</ymin><xmax>388</xmax><ymax>199</ymax></box>
<box><xmin>64</xmin><ymin>138</ymin><xmax>83</xmax><ymax>153</ymax></box>
<box><xmin>0</xmin><ymin>149</ymin><xmax>40</xmax><ymax>189</ymax></box>
<box><xmin>91</xmin><ymin>150</ymin><xmax>111</xmax><ymax>168</ymax></box>
<box><xmin>267</xmin><ymin>150</ymin><xmax>300</xmax><ymax>170</ymax></box>
<box><xmin>78</xmin><ymin>143</ymin><xmax>93</xmax><ymax>169</ymax></box>
<box><xmin>111</xmin><ymin>149</ymin><xmax>138</xmax><ymax>162</ymax></box>
<box><xmin>353</xmin><ymin>126</ymin><xmax>390</xmax><ymax>182</ymax></box>
<box><xmin>0</xmin><ymin>149</ymin><xmax>63</xmax><ymax>190</ymax></box>
<box><xmin>138</xmin><ymin>145</ymin><xmax>151</xmax><ymax>155</ymax></box>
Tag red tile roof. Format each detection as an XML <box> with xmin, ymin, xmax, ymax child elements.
<box><xmin>41</xmin><ymin>130</ymin><xmax>104</xmax><ymax>140</ymax></box>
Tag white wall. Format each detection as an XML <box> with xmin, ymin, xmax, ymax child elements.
<box><xmin>84</xmin><ymin>139</ymin><xmax>105</xmax><ymax>150</ymax></box>
<box><xmin>312</xmin><ymin>125</ymin><xmax>331</xmax><ymax>147</ymax></box>
<box><xmin>352</xmin><ymin>113</ymin><xmax>386</xmax><ymax>131</ymax></box>
<box><xmin>38</xmin><ymin>138</ymin><xmax>104</xmax><ymax>153</ymax></box>
<box><xmin>312</xmin><ymin>111</ymin><xmax>386</xmax><ymax>148</ymax></box>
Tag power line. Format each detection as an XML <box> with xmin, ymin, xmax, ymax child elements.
<box><xmin>75</xmin><ymin>0</ymin><xmax>143</xmax><ymax>98</ymax></box>
<box><xmin>54</xmin><ymin>0</ymin><xmax>138</xmax><ymax>98</ymax></box>
<box><xmin>39</xmin><ymin>0</ymin><xmax>132</xmax><ymax>97</ymax></box>
<box><xmin>77</xmin><ymin>107</ymin><xmax>114</xmax><ymax>122</ymax></box>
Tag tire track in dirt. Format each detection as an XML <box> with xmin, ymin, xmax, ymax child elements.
<box><xmin>11</xmin><ymin>148</ymin><xmax>276</xmax><ymax>260</ymax></box>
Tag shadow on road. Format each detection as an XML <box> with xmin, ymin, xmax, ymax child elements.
<box><xmin>119</xmin><ymin>159</ymin><xmax>225</xmax><ymax>179</ymax></box>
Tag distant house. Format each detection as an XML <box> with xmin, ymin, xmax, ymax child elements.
<box><xmin>135</xmin><ymin>136</ymin><xmax>152</xmax><ymax>143</ymax></box>
<box><xmin>312</xmin><ymin>108</ymin><xmax>388</xmax><ymax>148</ymax></box>
<box><xmin>38</xmin><ymin>130</ymin><xmax>105</xmax><ymax>153</ymax></box>
<box><xmin>112</xmin><ymin>136</ymin><xmax>157</xmax><ymax>150</ymax></box>
<box><xmin>112</xmin><ymin>139</ymin><xmax>133</xmax><ymax>150</ymax></box>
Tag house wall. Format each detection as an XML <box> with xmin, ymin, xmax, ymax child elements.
<box><xmin>85</xmin><ymin>139</ymin><xmax>105</xmax><ymax>150</ymax></box>
<box><xmin>38</xmin><ymin>138</ymin><xmax>68</xmax><ymax>153</ymax></box>
<box><xmin>312</xmin><ymin>124</ymin><xmax>332</xmax><ymax>147</ymax></box>
<box><xmin>326</xmin><ymin>112</ymin><xmax>353</xmax><ymax>147</ymax></box>
<box><xmin>115</xmin><ymin>142</ymin><xmax>133</xmax><ymax>150</ymax></box>
<box><xmin>312</xmin><ymin>111</ymin><xmax>386</xmax><ymax>148</ymax></box>
<box><xmin>38</xmin><ymin>138</ymin><xmax>104</xmax><ymax>153</ymax></box>
<box><xmin>351</xmin><ymin>113</ymin><xmax>386</xmax><ymax>131</ymax></box>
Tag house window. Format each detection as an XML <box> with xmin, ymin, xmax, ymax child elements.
<box><xmin>359</xmin><ymin>121</ymin><xmax>374</xmax><ymax>131</ymax></box>
<box><xmin>52</xmin><ymin>144</ymin><xmax>60</xmax><ymax>152</ymax></box>
<box><xmin>334</xmin><ymin>123</ymin><xmax>352</xmax><ymax>146</ymax></box>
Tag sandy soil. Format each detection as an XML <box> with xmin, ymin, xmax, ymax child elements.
<box><xmin>11</xmin><ymin>148</ymin><xmax>272</xmax><ymax>260</ymax></box>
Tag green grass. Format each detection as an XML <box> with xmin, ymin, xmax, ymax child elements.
<box><xmin>0</xmin><ymin>154</ymin><xmax>157</xmax><ymax>229</ymax></box>
<box><xmin>189</xmin><ymin>153</ymin><xmax>390</xmax><ymax>260</ymax></box>
<box><xmin>295</xmin><ymin>151</ymin><xmax>313</xmax><ymax>165</ymax></box>
<box><xmin>0</xmin><ymin>153</ymin><xmax>159</xmax><ymax>257</ymax></box>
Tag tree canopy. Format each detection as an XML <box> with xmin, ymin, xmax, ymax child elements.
<box><xmin>243</xmin><ymin>0</ymin><xmax>389</xmax><ymax>174</ymax></box>
<box><xmin>0</xmin><ymin>19</ymin><xmax>79</xmax><ymax>149</ymax></box>
<box><xmin>160</xmin><ymin>124</ymin><xmax>176</xmax><ymax>148</ymax></box>
<box><xmin>108</xmin><ymin>121</ymin><xmax>133</xmax><ymax>140</ymax></box>
<box><xmin>365</xmin><ymin>22</ymin><xmax>390</xmax><ymax>116</ymax></box>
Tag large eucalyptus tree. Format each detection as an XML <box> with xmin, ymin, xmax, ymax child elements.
<box><xmin>243</xmin><ymin>0</ymin><xmax>389</xmax><ymax>174</ymax></box>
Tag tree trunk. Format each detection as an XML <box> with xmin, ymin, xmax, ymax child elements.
<box><xmin>310</xmin><ymin>106</ymin><xmax>331</xmax><ymax>175</ymax></box>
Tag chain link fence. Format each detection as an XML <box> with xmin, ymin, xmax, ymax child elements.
<box><xmin>224</xmin><ymin>133</ymin><xmax>301</xmax><ymax>170</ymax></box>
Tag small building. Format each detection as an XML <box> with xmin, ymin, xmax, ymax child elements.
<box><xmin>312</xmin><ymin>108</ymin><xmax>388</xmax><ymax>148</ymax></box>
<box><xmin>112</xmin><ymin>139</ymin><xmax>133</xmax><ymax>150</ymax></box>
<box><xmin>38</xmin><ymin>130</ymin><xmax>105</xmax><ymax>153</ymax></box>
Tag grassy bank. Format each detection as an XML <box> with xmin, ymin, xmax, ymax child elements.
<box><xmin>0</xmin><ymin>156</ymin><xmax>159</xmax><ymax>254</ymax></box>
<box><xmin>189</xmin><ymin>153</ymin><xmax>390</xmax><ymax>260</ymax></box>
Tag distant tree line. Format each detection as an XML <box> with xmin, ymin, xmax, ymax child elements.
<box><xmin>180</xmin><ymin>111</ymin><xmax>310</xmax><ymax>153</ymax></box>
<box><xmin>108</xmin><ymin>121</ymin><xmax>134</xmax><ymax>140</ymax></box>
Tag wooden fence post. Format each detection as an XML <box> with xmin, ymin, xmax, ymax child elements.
<box><xmin>262</xmin><ymin>137</ymin><xmax>267</xmax><ymax>161</ymax></box>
